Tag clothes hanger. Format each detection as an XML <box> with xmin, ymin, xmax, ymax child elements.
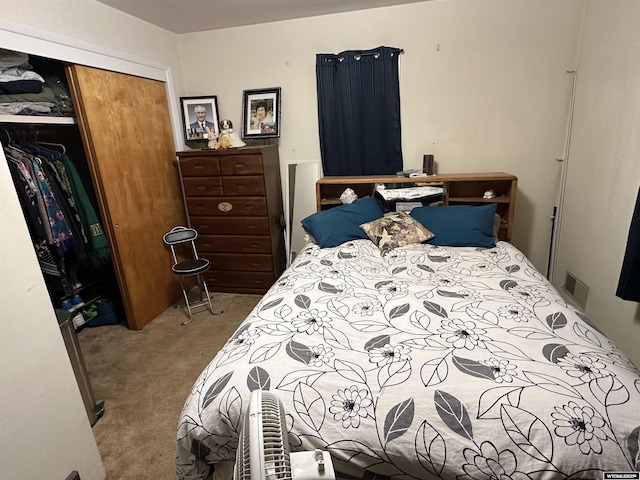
<box><xmin>4</xmin><ymin>138</ymin><xmax>49</xmax><ymax>167</ymax></box>
<box><xmin>35</xmin><ymin>141</ymin><xmax>66</xmax><ymax>154</ymax></box>
<box><xmin>1</xmin><ymin>130</ymin><xmax>33</xmax><ymax>164</ymax></box>
<box><xmin>4</xmin><ymin>151</ymin><xmax>22</xmax><ymax>166</ymax></box>
<box><xmin>23</xmin><ymin>129</ymin><xmax>63</xmax><ymax>159</ymax></box>
<box><xmin>5</xmin><ymin>143</ymin><xmax>26</xmax><ymax>157</ymax></box>
<box><xmin>25</xmin><ymin>143</ymin><xmax>59</xmax><ymax>160</ymax></box>
<box><xmin>15</xmin><ymin>129</ymin><xmax>58</xmax><ymax>160</ymax></box>
<box><xmin>0</xmin><ymin>128</ymin><xmax>14</xmax><ymax>146</ymax></box>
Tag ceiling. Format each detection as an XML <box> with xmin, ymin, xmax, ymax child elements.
<box><xmin>95</xmin><ymin>0</ymin><xmax>427</xmax><ymax>34</ymax></box>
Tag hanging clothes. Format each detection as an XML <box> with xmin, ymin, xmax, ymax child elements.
<box><xmin>59</xmin><ymin>153</ymin><xmax>110</xmax><ymax>262</ymax></box>
<box><xmin>5</xmin><ymin>135</ymin><xmax>109</xmax><ymax>262</ymax></box>
<box><xmin>6</xmin><ymin>152</ymin><xmax>68</xmax><ymax>293</ymax></box>
<box><xmin>616</xmin><ymin>186</ymin><xmax>640</xmax><ymax>301</ymax></box>
<box><xmin>4</xmin><ymin>129</ymin><xmax>111</xmax><ymax>298</ymax></box>
<box><xmin>39</xmin><ymin>149</ymin><xmax>89</xmax><ymax>258</ymax></box>
<box><xmin>5</xmin><ymin>144</ymin><xmax>54</xmax><ymax>243</ymax></box>
<box><xmin>6</xmin><ymin>153</ymin><xmax>47</xmax><ymax>240</ymax></box>
<box><xmin>32</xmin><ymin>159</ymin><xmax>76</xmax><ymax>254</ymax></box>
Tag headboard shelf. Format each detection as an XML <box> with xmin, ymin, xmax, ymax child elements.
<box><xmin>316</xmin><ymin>172</ymin><xmax>517</xmax><ymax>241</ymax></box>
<box><xmin>448</xmin><ymin>196</ymin><xmax>511</xmax><ymax>203</ymax></box>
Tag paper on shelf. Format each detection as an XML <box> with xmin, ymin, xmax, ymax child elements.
<box><xmin>375</xmin><ymin>184</ymin><xmax>443</xmax><ymax>200</ymax></box>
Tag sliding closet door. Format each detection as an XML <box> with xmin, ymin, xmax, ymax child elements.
<box><xmin>66</xmin><ymin>65</ymin><xmax>186</xmax><ymax>330</ymax></box>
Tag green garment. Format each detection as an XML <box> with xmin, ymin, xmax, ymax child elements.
<box><xmin>60</xmin><ymin>154</ymin><xmax>110</xmax><ymax>262</ymax></box>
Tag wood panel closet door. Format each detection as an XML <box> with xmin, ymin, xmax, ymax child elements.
<box><xmin>66</xmin><ymin>65</ymin><xmax>186</xmax><ymax>330</ymax></box>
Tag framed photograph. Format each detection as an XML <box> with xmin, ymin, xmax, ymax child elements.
<box><xmin>180</xmin><ymin>96</ymin><xmax>220</xmax><ymax>142</ymax></box>
<box><xmin>241</xmin><ymin>87</ymin><xmax>281</xmax><ymax>139</ymax></box>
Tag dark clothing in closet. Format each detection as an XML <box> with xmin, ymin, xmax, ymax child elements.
<box><xmin>617</xmin><ymin>187</ymin><xmax>640</xmax><ymax>302</ymax></box>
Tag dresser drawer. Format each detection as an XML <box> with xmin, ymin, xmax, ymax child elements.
<box><xmin>180</xmin><ymin>156</ymin><xmax>221</xmax><ymax>176</ymax></box>
<box><xmin>186</xmin><ymin>197</ymin><xmax>267</xmax><ymax>216</ymax></box>
<box><xmin>182</xmin><ymin>177</ymin><xmax>223</xmax><ymax>196</ymax></box>
<box><xmin>220</xmin><ymin>155</ymin><xmax>264</xmax><ymax>175</ymax></box>
<box><xmin>205</xmin><ymin>270</ymin><xmax>276</xmax><ymax>290</ymax></box>
<box><xmin>190</xmin><ymin>216</ymin><xmax>270</xmax><ymax>235</ymax></box>
<box><xmin>222</xmin><ymin>176</ymin><xmax>265</xmax><ymax>196</ymax></box>
<box><xmin>198</xmin><ymin>235</ymin><xmax>272</xmax><ymax>253</ymax></box>
<box><xmin>203</xmin><ymin>253</ymin><xmax>273</xmax><ymax>272</ymax></box>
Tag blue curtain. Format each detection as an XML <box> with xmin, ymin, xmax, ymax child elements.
<box><xmin>316</xmin><ymin>46</ymin><xmax>403</xmax><ymax>176</ymax></box>
<box><xmin>617</xmin><ymin>186</ymin><xmax>640</xmax><ymax>301</ymax></box>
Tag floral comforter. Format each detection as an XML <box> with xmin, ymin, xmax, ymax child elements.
<box><xmin>176</xmin><ymin>240</ymin><xmax>640</xmax><ymax>480</ymax></box>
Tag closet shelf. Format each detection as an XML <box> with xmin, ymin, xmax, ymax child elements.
<box><xmin>60</xmin><ymin>279</ymin><xmax>101</xmax><ymax>301</ymax></box>
<box><xmin>0</xmin><ymin>115</ymin><xmax>76</xmax><ymax>125</ymax></box>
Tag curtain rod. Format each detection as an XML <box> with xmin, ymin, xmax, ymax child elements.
<box><xmin>317</xmin><ymin>48</ymin><xmax>404</xmax><ymax>63</ymax></box>
<box><xmin>356</xmin><ymin>49</ymin><xmax>404</xmax><ymax>56</ymax></box>
<box><xmin>342</xmin><ymin>49</ymin><xmax>404</xmax><ymax>62</ymax></box>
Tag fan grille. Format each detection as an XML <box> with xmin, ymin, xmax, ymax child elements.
<box><xmin>235</xmin><ymin>391</ymin><xmax>292</xmax><ymax>480</ymax></box>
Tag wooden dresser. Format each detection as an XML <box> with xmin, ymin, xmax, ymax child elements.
<box><xmin>176</xmin><ymin>145</ymin><xmax>285</xmax><ymax>294</ymax></box>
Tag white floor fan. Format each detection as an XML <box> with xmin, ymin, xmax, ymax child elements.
<box><xmin>234</xmin><ymin>390</ymin><xmax>336</xmax><ymax>480</ymax></box>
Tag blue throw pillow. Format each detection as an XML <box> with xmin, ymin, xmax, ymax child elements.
<box><xmin>301</xmin><ymin>196</ymin><xmax>384</xmax><ymax>248</ymax></box>
<box><xmin>410</xmin><ymin>204</ymin><xmax>497</xmax><ymax>248</ymax></box>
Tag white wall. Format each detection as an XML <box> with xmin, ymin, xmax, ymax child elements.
<box><xmin>0</xmin><ymin>1</ymin><xmax>183</xmax><ymax>478</ymax></box>
<box><xmin>554</xmin><ymin>0</ymin><xmax>640</xmax><ymax>367</ymax></box>
<box><xmin>177</xmin><ymin>0</ymin><xmax>584</xmax><ymax>272</ymax></box>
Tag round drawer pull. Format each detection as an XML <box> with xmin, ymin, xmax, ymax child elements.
<box><xmin>218</xmin><ymin>201</ymin><xmax>233</xmax><ymax>212</ymax></box>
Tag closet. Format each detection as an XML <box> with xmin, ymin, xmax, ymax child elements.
<box><xmin>2</xmin><ymin>50</ymin><xmax>187</xmax><ymax>330</ymax></box>
<box><xmin>3</xmin><ymin>121</ymin><xmax>122</xmax><ymax>325</ymax></box>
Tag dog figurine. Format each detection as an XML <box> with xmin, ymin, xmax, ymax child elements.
<box><xmin>219</xmin><ymin>119</ymin><xmax>246</xmax><ymax>148</ymax></box>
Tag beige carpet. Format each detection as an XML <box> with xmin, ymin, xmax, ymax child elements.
<box><xmin>78</xmin><ymin>292</ymin><xmax>262</xmax><ymax>480</ymax></box>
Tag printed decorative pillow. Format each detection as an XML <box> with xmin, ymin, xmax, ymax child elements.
<box><xmin>360</xmin><ymin>211</ymin><xmax>434</xmax><ymax>255</ymax></box>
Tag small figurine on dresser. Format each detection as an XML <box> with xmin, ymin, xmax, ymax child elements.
<box><xmin>205</xmin><ymin>126</ymin><xmax>218</xmax><ymax>149</ymax></box>
<box><xmin>213</xmin><ymin>136</ymin><xmax>232</xmax><ymax>150</ymax></box>
<box><xmin>218</xmin><ymin>119</ymin><xmax>246</xmax><ymax>148</ymax></box>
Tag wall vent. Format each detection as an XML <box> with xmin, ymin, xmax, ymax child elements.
<box><xmin>563</xmin><ymin>270</ymin><xmax>589</xmax><ymax>310</ymax></box>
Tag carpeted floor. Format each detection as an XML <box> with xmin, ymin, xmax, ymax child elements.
<box><xmin>78</xmin><ymin>292</ymin><xmax>262</xmax><ymax>480</ymax></box>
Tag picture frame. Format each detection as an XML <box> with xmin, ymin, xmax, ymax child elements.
<box><xmin>241</xmin><ymin>87</ymin><xmax>281</xmax><ymax>139</ymax></box>
<box><xmin>180</xmin><ymin>96</ymin><xmax>220</xmax><ymax>142</ymax></box>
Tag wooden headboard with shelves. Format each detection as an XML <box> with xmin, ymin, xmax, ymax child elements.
<box><xmin>315</xmin><ymin>173</ymin><xmax>517</xmax><ymax>241</ymax></box>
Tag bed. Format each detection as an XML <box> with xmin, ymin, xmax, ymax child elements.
<box><xmin>176</xmin><ymin>193</ymin><xmax>640</xmax><ymax>480</ymax></box>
